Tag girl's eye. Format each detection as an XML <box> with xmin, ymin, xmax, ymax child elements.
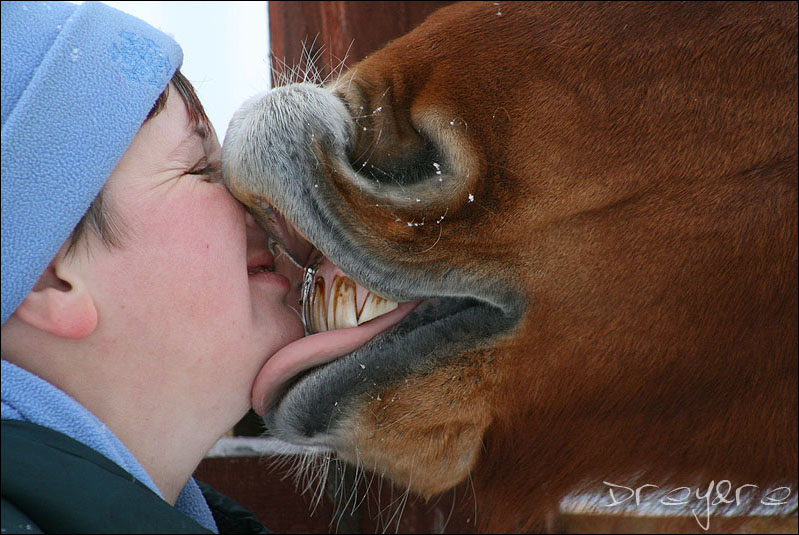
<box><xmin>187</xmin><ymin>160</ymin><xmax>222</xmax><ymax>183</ymax></box>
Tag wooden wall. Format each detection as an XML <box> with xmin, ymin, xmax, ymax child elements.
<box><xmin>268</xmin><ymin>1</ymin><xmax>455</xmax><ymax>84</ymax></box>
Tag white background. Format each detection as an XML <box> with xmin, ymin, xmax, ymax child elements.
<box><xmin>91</xmin><ymin>1</ymin><xmax>271</xmax><ymax>143</ymax></box>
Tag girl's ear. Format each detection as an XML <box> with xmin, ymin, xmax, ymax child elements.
<box><xmin>14</xmin><ymin>248</ymin><xmax>98</xmax><ymax>339</ymax></box>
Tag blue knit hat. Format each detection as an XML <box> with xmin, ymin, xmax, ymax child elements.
<box><xmin>1</xmin><ymin>1</ymin><xmax>183</xmax><ymax>325</ymax></box>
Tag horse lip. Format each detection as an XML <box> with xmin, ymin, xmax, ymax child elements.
<box><xmin>263</xmin><ymin>295</ymin><xmax>521</xmax><ymax>444</ymax></box>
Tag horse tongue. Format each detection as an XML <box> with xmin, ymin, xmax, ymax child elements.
<box><xmin>251</xmin><ymin>300</ymin><xmax>419</xmax><ymax>415</ymax></box>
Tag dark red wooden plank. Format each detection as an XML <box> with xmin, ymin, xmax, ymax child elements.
<box><xmin>268</xmin><ymin>1</ymin><xmax>455</xmax><ymax>84</ymax></box>
<box><xmin>195</xmin><ymin>456</ymin><xmax>335</xmax><ymax>533</ymax></box>
<box><xmin>194</xmin><ymin>455</ymin><xmax>478</xmax><ymax>533</ymax></box>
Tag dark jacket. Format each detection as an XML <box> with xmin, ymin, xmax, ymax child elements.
<box><xmin>1</xmin><ymin>420</ymin><xmax>269</xmax><ymax>534</ymax></box>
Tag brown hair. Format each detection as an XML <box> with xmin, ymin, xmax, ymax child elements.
<box><xmin>66</xmin><ymin>70</ymin><xmax>212</xmax><ymax>255</ymax></box>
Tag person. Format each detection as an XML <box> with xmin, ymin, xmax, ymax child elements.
<box><xmin>1</xmin><ymin>2</ymin><xmax>329</xmax><ymax>532</ymax></box>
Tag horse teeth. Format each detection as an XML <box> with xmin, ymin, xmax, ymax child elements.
<box><xmin>312</xmin><ymin>277</ymin><xmax>327</xmax><ymax>332</ymax></box>
<box><xmin>306</xmin><ymin>273</ymin><xmax>400</xmax><ymax>333</ymax></box>
<box><xmin>358</xmin><ymin>292</ymin><xmax>398</xmax><ymax>325</ymax></box>
<box><xmin>328</xmin><ymin>276</ymin><xmax>358</xmax><ymax>329</ymax></box>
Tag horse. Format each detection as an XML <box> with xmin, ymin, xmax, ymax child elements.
<box><xmin>222</xmin><ymin>2</ymin><xmax>797</xmax><ymax>531</ymax></box>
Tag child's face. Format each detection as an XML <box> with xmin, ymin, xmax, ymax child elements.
<box><xmin>74</xmin><ymin>84</ymin><xmax>305</xmax><ymax>426</ymax></box>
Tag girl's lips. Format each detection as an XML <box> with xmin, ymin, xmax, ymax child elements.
<box><xmin>247</xmin><ymin>250</ymin><xmax>275</xmax><ymax>273</ymax></box>
<box><xmin>248</xmin><ymin>268</ymin><xmax>291</xmax><ymax>292</ymax></box>
<box><xmin>248</xmin><ymin>245</ymin><xmax>298</xmax><ymax>297</ymax></box>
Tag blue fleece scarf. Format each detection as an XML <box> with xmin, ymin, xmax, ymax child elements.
<box><xmin>1</xmin><ymin>359</ymin><xmax>218</xmax><ymax>532</ymax></box>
